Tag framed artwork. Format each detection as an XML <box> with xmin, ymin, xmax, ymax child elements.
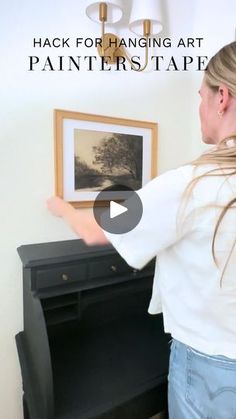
<box><xmin>54</xmin><ymin>109</ymin><xmax>158</xmax><ymax>208</ymax></box>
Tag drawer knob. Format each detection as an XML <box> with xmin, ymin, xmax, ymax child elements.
<box><xmin>110</xmin><ymin>265</ymin><xmax>117</xmax><ymax>272</ymax></box>
<box><xmin>62</xmin><ymin>274</ymin><xmax>69</xmax><ymax>281</ymax></box>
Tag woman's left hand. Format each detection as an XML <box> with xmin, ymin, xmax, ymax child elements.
<box><xmin>47</xmin><ymin>196</ymin><xmax>109</xmax><ymax>245</ymax></box>
<box><xmin>47</xmin><ymin>196</ymin><xmax>72</xmax><ymax>218</ymax></box>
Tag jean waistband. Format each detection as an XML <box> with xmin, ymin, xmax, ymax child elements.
<box><xmin>172</xmin><ymin>338</ymin><xmax>236</xmax><ymax>363</ymax></box>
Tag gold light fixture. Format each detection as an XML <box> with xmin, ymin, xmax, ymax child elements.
<box><xmin>86</xmin><ymin>1</ymin><xmax>124</xmax><ymax>63</ymax></box>
<box><xmin>85</xmin><ymin>0</ymin><xmax>163</xmax><ymax>71</ymax></box>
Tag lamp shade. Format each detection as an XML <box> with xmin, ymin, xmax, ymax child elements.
<box><xmin>129</xmin><ymin>0</ymin><xmax>163</xmax><ymax>36</ymax></box>
<box><xmin>86</xmin><ymin>0</ymin><xmax>123</xmax><ymax>24</ymax></box>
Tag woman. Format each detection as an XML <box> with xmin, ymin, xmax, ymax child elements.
<box><xmin>47</xmin><ymin>41</ymin><xmax>236</xmax><ymax>418</ymax></box>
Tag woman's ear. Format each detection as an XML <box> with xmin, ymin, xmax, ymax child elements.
<box><xmin>218</xmin><ymin>84</ymin><xmax>230</xmax><ymax>112</ymax></box>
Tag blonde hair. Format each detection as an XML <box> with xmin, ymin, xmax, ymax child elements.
<box><xmin>205</xmin><ymin>41</ymin><xmax>236</xmax><ymax>97</ymax></box>
<box><xmin>182</xmin><ymin>41</ymin><xmax>236</xmax><ymax>285</ymax></box>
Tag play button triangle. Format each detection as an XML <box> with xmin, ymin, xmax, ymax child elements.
<box><xmin>110</xmin><ymin>201</ymin><xmax>128</xmax><ymax>219</ymax></box>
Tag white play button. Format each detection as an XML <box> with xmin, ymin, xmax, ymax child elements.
<box><xmin>93</xmin><ymin>185</ymin><xmax>143</xmax><ymax>234</ymax></box>
<box><xmin>110</xmin><ymin>201</ymin><xmax>128</xmax><ymax>219</ymax></box>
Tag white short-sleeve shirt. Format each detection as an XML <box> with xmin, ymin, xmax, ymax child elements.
<box><xmin>104</xmin><ymin>164</ymin><xmax>236</xmax><ymax>358</ymax></box>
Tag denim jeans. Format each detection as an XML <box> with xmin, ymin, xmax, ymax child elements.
<box><xmin>168</xmin><ymin>338</ymin><xmax>236</xmax><ymax>419</ymax></box>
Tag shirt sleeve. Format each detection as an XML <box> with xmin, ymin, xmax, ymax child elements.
<box><xmin>103</xmin><ymin>165</ymin><xmax>195</xmax><ymax>270</ymax></box>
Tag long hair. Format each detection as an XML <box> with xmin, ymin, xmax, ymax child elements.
<box><xmin>181</xmin><ymin>41</ymin><xmax>236</xmax><ymax>285</ymax></box>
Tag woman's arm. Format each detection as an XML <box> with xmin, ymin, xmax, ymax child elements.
<box><xmin>46</xmin><ymin>196</ymin><xmax>109</xmax><ymax>245</ymax></box>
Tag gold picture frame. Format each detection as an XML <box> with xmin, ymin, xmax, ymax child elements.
<box><xmin>54</xmin><ymin>109</ymin><xmax>158</xmax><ymax>208</ymax></box>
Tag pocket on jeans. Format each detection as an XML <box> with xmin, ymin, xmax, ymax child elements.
<box><xmin>186</xmin><ymin>347</ymin><xmax>236</xmax><ymax>419</ymax></box>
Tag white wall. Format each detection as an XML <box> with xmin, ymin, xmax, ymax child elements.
<box><xmin>0</xmin><ymin>1</ymin><xmax>235</xmax><ymax>417</ymax></box>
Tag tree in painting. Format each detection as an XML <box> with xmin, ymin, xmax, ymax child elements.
<box><xmin>92</xmin><ymin>134</ymin><xmax>142</xmax><ymax>184</ymax></box>
<box><xmin>74</xmin><ymin>130</ymin><xmax>143</xmax><ymax>191</ymax></box>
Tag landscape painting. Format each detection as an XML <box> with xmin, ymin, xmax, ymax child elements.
<box><xmin>54</xmin><ymin>110</ymin><xmax>157</xmax><ymax>207</ymax></box>
<box><xmin>74</xmin><ymin>129</ymin><xmax>143</xmax><ymax>192</ymax></box>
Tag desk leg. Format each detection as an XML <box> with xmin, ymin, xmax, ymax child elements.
<box><xmin>23</xmin><ymin>395</ymin><xmax>30</xmax><ymax>419</ymax></box>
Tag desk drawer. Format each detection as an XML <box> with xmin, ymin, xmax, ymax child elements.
<box><xmin>88</xmin><ymin>256</ymin><xmax>135</xmax><ymax>279</ymax></box>
<box><xmin>36</xmin><ymin>264</ymin><xmax>87</xmax><ymax>289</ymax></box>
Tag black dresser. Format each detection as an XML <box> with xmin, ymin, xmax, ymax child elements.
<box><xmin>16</xmin><ymin>239</ymin><xmax>170</xmax><ymax>419</ymax></box>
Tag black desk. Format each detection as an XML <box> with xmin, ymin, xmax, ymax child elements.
<box><xmin>16</xmin><ymin>240</ymin><xmax>170</xmax><ymax>419</ymax></box>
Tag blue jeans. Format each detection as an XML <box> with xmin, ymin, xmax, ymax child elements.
<box><xmin>168</xmin><ymin>338</ymin><xmax>236</xmax><ymax>419</ymax></box>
